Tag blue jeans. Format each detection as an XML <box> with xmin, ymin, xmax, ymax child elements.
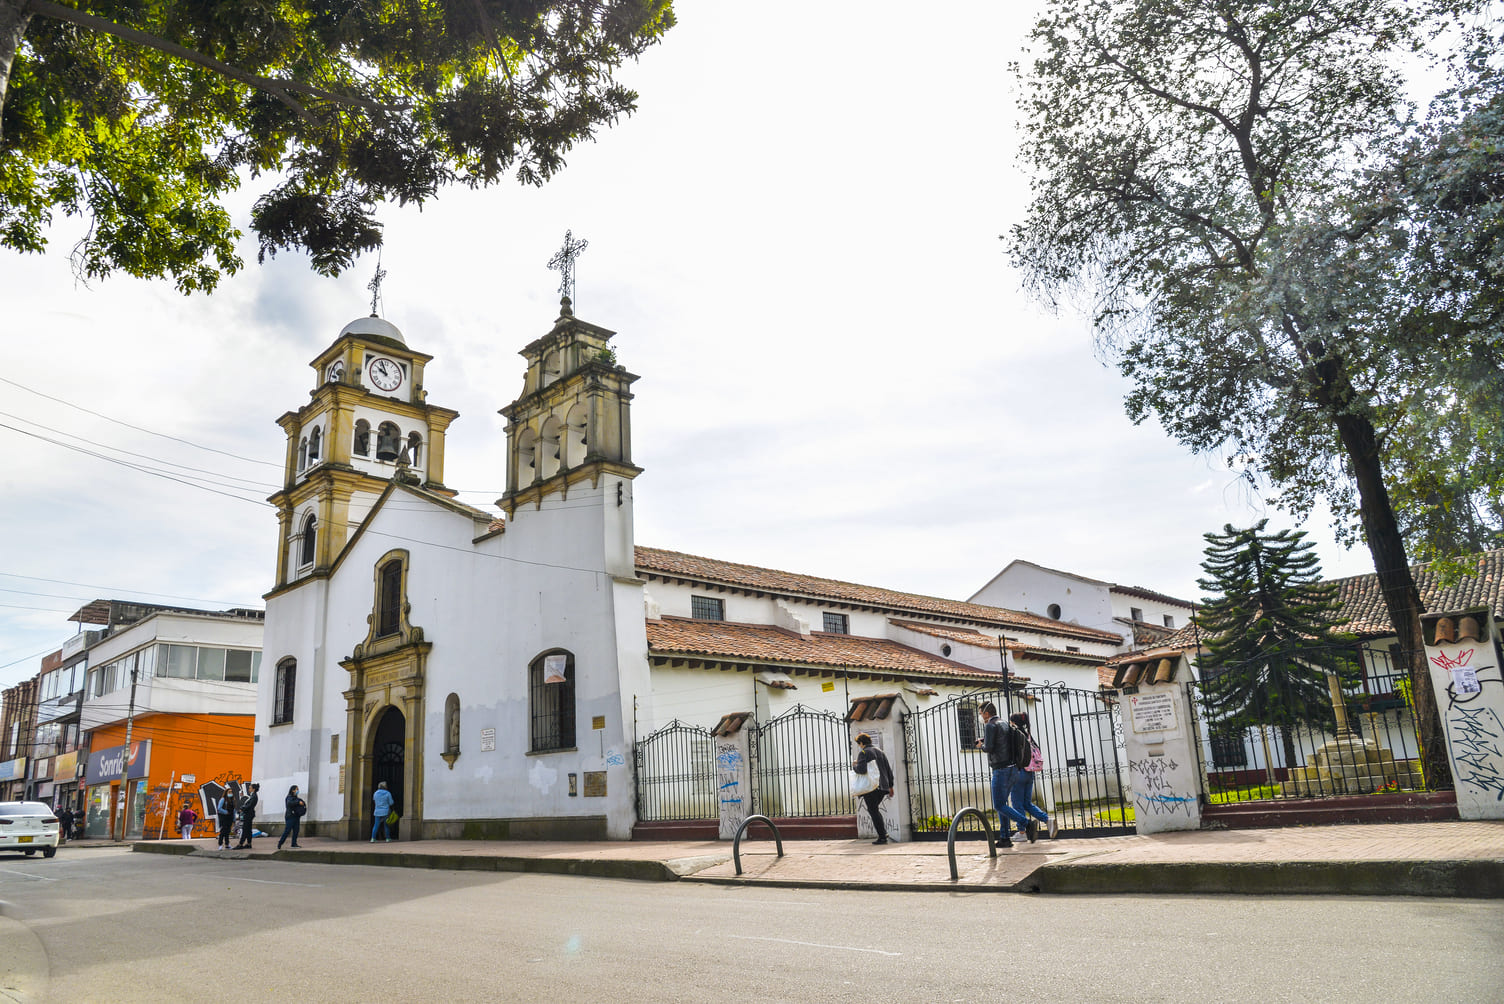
<box><xmin>991</xmin><ymin>766</ymin><xmax>1022</xmax><ymax>834</ymax></box>
<box><xmin>372</xmin><ymin>816</ymin><xmax>390</xmax><ymax>841</ymax></box>
<box><xmin>1009</xmin><ymin>770</ymin><xmax>1049</xmax><ymax>833</ymax></box>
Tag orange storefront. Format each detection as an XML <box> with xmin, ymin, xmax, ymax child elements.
<box><xmin>85</xmin><ymin>713</ymin><xmax>254</xmax><ymax>840</ymax></box>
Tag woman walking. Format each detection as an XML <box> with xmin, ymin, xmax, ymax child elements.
<box><xmin>371</xmin><ymin>781</ymin><xmax>395</xmax><ymax>842</ymax></box>
<box><xmin>852</xmin><ymin>733</ymin><xmax>895</xmax><ymax>845</ymax></box>
<box><xmin>278</xmin><ymin>784</ymin><xmax>306</xmax><ymax>850</ymax></box>
<box><xmin>1007</xmin><ymin>712</ymin><xmax>1057</xmax><ymax>842</ymax></box>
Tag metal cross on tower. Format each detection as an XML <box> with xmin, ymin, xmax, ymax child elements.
<box><xmin>547</xmin><ymin>230</ymin><xmax>589</xmax><ymax>304</ymax></box>
<box><xmin>366</xmin><ymin>252</ymin><xmax>387</xmax><ymax>316</ymax></box>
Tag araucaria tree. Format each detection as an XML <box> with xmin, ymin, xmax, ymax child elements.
<box><xmin>0</xmin><ymin>0</ymin><xmax>675</xmax><ymax>290</ymax></box>
<box><xmin>1195</xmin><ymin>522</ymin><xmax>1359</xmax><ymax>771</ymax></box>
<box><xmin>1008</xmin><ymin>0</ymin><xmax>1504</xmax><ymax>786</ymax></box>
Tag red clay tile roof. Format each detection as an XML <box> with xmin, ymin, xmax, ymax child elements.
<box><xmin>1110</xmin><ymin>583</ymin><xmax>1194</xmax><ymax>607</ymax></box>
<box><xmin>1331</xmin><ymin>549</ymin><xmax>1504</xmax><ymax>635</ymax></box>
<box><xmin>646</xmin><ymin>617</ymin><xmax>1004</xmax><ymax>682</ymax></box>
<box><xmin>636</xmin><ymin>547</ymin><xmax>1123</xmax><ymax>644</ymax></box>
<box><xmin>890</xmin><ymin>621</ymin><xmax>1101</xmax><ymax>666</ymax></box>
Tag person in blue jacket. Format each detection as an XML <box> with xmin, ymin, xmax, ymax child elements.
<box><xmin>371</xmin><ymin>781</ymin><xmax>395</xmax><ymax>842</ymax></box>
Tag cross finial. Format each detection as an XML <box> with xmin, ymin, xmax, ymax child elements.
<box><xmin>547</xmin><ymin>230</ymin><xmax>589</xmax><ymax>305</ymax></box>
<box><xmin>366</xmin><ymin>251</ymin><xmax>388</xmax><ymax>316</ymax></box>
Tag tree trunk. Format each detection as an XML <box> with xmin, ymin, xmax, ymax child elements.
<box><xmin>1332</xmin><ymin>410</ymin><xmax>1453</xmax><ymax>788</ymax></box>
<box><xmin>0</xmin><ymin>0</ymin><xmax>31</xmax><ymax>138</ymax></box>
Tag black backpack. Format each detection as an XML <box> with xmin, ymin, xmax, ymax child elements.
<box><xmin>1009</xmin><ymin>725</ymin><xmax>1031</xmax><ymax>770</ymax></box>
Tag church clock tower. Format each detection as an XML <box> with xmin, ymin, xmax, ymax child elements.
<box><xmin>268</xmin><ymin>315</ymin><xmax>459</xmax><ymax>590</ymax></box>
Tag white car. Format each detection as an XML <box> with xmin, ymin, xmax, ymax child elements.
<box><xmin>0</xmin><ymin>801</ymin><xmax>61</xmax><ymax>858</ymax></box>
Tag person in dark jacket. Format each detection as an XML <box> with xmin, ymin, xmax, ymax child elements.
<box><xmin>852</xmin><ymin>732</ymin><xmax>895</xmax><ymax>845</ymax></box>
<box><xmin>976</xmin><ymin>701</ymin><xmax>1021</xmax><ymax>848</ymax></box>
<box><xmin>216</xmin><ymin>790</ymin><xmax>236</xmax><ymax>849</ymax></box>
<box><xmin>277</xmin><ymin>784</ymin><xmax>306</xmax><ymax>850</ymax></box>
<box><xmin>234</xmin><ymin>783</ymin><xmax>260</xmax><ymax>849</ymax></box>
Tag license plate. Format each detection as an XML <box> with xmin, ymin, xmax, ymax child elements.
<box><xmin>18</xmin><ymin>835</ymin><xmax>33</xmax><ymax>843</ymax></box>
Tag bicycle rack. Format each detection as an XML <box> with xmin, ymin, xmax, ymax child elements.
<box><xmin>945</xmin><ymin>806</ymin><xmax>997</xmax><ymax>881</ymax></box>
<box><xmin>732</xmin><ymin>814</ymin><xmax>784</xmax><ymax>876</ymax></box>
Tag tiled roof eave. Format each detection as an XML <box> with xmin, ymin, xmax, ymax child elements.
<box><xmin>638</xmin><ymin>567</ymin><xmax>1122</xmax><ymax>644</ymax></box>
<box><xmin>647</xmin><ymin>650</ymin><xmax>1003</xmax><ymax>686</ymax></box>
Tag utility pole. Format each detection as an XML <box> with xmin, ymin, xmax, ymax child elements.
<box><xmin>114</xmin><ymin>666</ymin><xmax>137</xmax><ymax>843</ymax></box>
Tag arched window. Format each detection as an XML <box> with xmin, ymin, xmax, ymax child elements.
<box><xmin>299</xmin><ymin>512</ymin><xmax>317</xmax><ymax>567</ymax></box>
<box><xmin>529</xmin><ymin>649</ymin><xmax>575</xmax><ymax>752</ymax></box>
<box><xmin>542</xmin><ymin>349</ymin><xmax>561</xmax><ymax>387</ymax></box>
<box><xmin>353</xmin><ymin>419</ymin><xmax>371</xmax><ymax>457</ymax></box>
<box><xmin>273</xmin><ymin>658</ymin><xmax>296</xmax><ymax>725</ymax></box>
<box><xmin>538</xmin><ymin>416</ymin><xmax>562</xmax><ymax>480</ymax></box>
<box><xmin>298</xmin><ymin>437</ymin><xmax>308</xmax><ymax>471</ymax></box>
<box><xmin>308</xmin><ymin>427</ymin><xmax>322</xmax><ymax>463</ymax></box>
<box><xmin>444</xmin><ymin>693</ymin><xmax>461</xmax><ymax>756</ymax></box>
<box><xmin>377</xmin><ymin>558</ymin><xmax>403</xmax><ymax>636</ymax></box>
<box><xmin>517</xmin><ymin>428</ymin><xmax>537</xmax><ymax>486</ymax></box>
<box><xmin>406</xmin><ymin>431</ymin><xmax>422</xmax><ymax>466</ymax></box>
<box><xmin>376</xmin><ymin>421</ymin><xmax>401</xmax><ymax>462</ymax></box>
<box><xmin>564</xmin><ymin>404</ymin><xmax>588</xmax><ymax>469</ymax></box>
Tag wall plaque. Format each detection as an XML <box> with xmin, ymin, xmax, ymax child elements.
<box><xmin>582</xmin><ymin>771</ymin><xmax>607</xmax><ymax>797</ymax></box>
<box><xmin>1130</xmin><ymin>692</ymin><xmax>1177</xmax><ymax>733</ymax></box>
<box><xmin>591</xmin><ymin>715</ymin><xmax>606</xmax><ymax>731</ymax></box>
<box><xmin>480</xmin><ymin>728</ymin><xmax>496</xmax><ymax>752</ymax></box>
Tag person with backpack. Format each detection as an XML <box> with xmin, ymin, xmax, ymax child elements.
<box><xmin>852</xmin><ymin>732</ymin><xmax>895</xmax><ymax>845</ymax></box>
<box><xmin>215</xmin><ymin>789</ymin><xmax>236</xmax><ymax>849</ymax></box>
<box><xmin>975</xmin><ymin>701</ymin><xmax>1022</xmax><ymax>848</ymax></box>
<box><xmin>1007</xmin><ymin>712</ymin><xmax>1056</xmax><ymax>842</ymax></box>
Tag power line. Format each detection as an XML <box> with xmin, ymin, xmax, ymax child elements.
<box><xmin>0</xmin><ymin>375</ymin><xmax>282</xmax><ymax>468</ymax></box>
<box><xmin>0</xmin><ymin>573</ymin><xmax>261</xmax><ymax>610</ymax></box>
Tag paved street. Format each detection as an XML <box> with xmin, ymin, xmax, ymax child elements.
<box><xmin>2</xmin><ymin>847</ymin><xmax>1502</xmax><ymax>1003</ymax></box>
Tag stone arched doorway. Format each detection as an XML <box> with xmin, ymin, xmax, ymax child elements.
<box><xmin>371</xmin><ymin>706</ymin><xmax>406</xmax><ymax>837</ymax></box>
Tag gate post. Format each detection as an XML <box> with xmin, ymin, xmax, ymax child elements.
<box><xmin>713</xmin><ymin>721</ymin><xmax>753</xmax><ymax>840</ymax></box>
<box><xmin>1119</xmin><ymin>661</ymin><xmax>1201</xmax><ymax>834</ymax></box>
<box><xmin>1422</xmin><ymin>606</ymin><xmax>1504</xmax><ymax>819</ymax></box>
<box><xmin>849</xmin><ymin>704</ymin><xmax>909</xmax><ymax>843</ymax></box>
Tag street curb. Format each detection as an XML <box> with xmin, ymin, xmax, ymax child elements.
<box><xmin>133</xmin><ymin>842</ymin><xmax>197</xmax><ymax>857</ymax></box>
<box><xmin>132</xmin><ymin>840</ymin><xmax>686</xmax><ymax>881</ymax></box>
<box><xmin>680</xmin><ymin>875</ymin><xmax>1028</xmax><ymax>893</ymax></box>
<box><xmin>1023</xmin><ymin>859</ymin><xmax>1504</xmax><ymax>898</ymax></box>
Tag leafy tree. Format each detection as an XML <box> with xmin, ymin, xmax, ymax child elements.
<box><xmin>1007</xmin><ymin>0</ymin><xmax>1504</xmax><ymax>785</ymax></box>
<box><xmin>0</xmin><ymin>0</ymin><xmax>676</xmax><ymax>291</ymax></box>
<box><xmin>1194</xmin><ymin>521</ymin><xmax>1360</xmax><ymax>771</ymax></box>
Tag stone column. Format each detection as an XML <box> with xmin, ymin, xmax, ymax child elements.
<box><xmin>849</xmin><ymin>709</ymin><xmax>909</xmax><ymax>843</ymax></box>
<box><xmin>715</xmin><ymin>728</ymin><xmax>752</xmax><ymax>840</ymax></box>
<box><xmin>1422</xmin><ymin>607</ymin><xmax>1504</xmax><ymax>820</ymax></box>
<box><xmin>1120</xmin><ymin>674</ymin><xmax>1202</xmax><ymax>835</ymax></box>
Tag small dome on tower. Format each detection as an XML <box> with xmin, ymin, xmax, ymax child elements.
<box><xmin>339</xmin><ymin>314</ymin><xmax>406</xmax><ymax>347</ymax></box>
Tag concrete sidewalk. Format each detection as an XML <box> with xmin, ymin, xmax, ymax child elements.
<box><xmin>130</xmin><ymin>820</ymin><xmax>1504</xmax><ymax>897</ymax></box>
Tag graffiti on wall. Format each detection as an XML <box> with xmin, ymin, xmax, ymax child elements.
<box><xmin>1434</xmin><ymin>647</ymin><xmax>1504</xmax><ymax>802</ymax></box>
<box><xmin>715</xmin><ymin>740</ymin><xmax>749</xmax><ymax>837</ymax></box>
<box><xmin>1129</xmin><ymin>757</ymin><xmax>1196</xmax><ymax>817</ymax></box>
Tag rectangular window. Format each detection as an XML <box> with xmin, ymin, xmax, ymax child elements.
<box><xmin>822</xmin><ymin>612</ymin><xmax>849</xmax><ymax>634</ymax></box>
<box><xmin>225</xmin><ymin>649</ymin><xmax>255</xmax><ymax>683</ymax></box>
<box><xmin>690</xmin><ymin>595</ymin><xmax>724</xmax><ymax>621</ymax></box>
<box><xmin>1130</xmin><ymin>607</ymin><xmax>1144</xmax><ymax>622</ymax></box>
<box><xmin>1163</xmin><ymin>614</ymin><xmax>1175</xmax><ymax>628</ymax></box>
<box><xmin>197</xmin><ymin>647</ymin><xmax>227</xmax><ymax>681</ymax></box>
<box><xmin>163</xmin><ymin>645</ymin><xmax>197</xmax><ymax>679</ymax></box>
<box><xmin>957</xmin><ymin>701</ymin><xmax>978</xmax><ymax>751</ymax></box>
<box><xmin>273</xmin><ymin>661</ymin><xmax>296</xmax><ymax>725</ymax></box>
<box><xmin>530</xmin><ymin>652</ymin><xmax>576</xmax><ymax>752</ymax></box>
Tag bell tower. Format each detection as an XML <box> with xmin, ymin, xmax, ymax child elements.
<box><xmin>268</xmin><ymin>315</ymin><xmax>459</xmax><ymax>590</ymax></box>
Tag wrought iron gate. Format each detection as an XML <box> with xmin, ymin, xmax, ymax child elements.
<box><xmin>903</xmin><ymin>683</ymin><xmax>1132</xmax><ymax>838</ymax></box>
<box><xmin>752</xmin><ymin>704</ymin><xmax>851</xmax><ymax>818</ymax></box>
<box><xmin>634</xmin><ymin>720</ymin><xmax>718</xmax><ymax>822</ymax></box>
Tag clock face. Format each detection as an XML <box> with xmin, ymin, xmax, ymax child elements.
<box><xmin>368</xmin><ymin>357</ymin><xmax>403</xmax><ymax>392</ymax></box>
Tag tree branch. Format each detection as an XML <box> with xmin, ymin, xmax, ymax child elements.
<box><xmin>27</xmin><ymin>0</ymin><xmax>394</xmax><ymax>118</ymax></box>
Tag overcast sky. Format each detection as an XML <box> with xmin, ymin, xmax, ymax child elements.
<box><xmin>0</xmin><ymin>1</ymin><xmax>1387</xmax><ymax>690</ymax></box>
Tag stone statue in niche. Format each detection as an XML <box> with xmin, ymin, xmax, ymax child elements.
<box><xmin>442</xmin><ymin>694</ymin><xmax>461</xmax><ymax>768</ymax></box>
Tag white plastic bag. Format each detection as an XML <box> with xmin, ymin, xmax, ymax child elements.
<box><xmin>850</xmin><ymin>768</ymin><xmax>879</xmax><ymax>797</ymax></box>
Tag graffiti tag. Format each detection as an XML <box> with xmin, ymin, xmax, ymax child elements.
<box><xmin>1446</xmin><ymin>703</ymin><xmax>1504</xmax><ymax>802</ymax></box>
<box><xmin>1129</xmin><ymin>757</ymin><xmax>1195</xmax><ymax>817</ymax></box>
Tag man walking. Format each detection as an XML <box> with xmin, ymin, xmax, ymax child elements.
<box><xmin>976</xmin><ymin>701</ymin><xmax>1021</xmax><ymax>848</ymax></box>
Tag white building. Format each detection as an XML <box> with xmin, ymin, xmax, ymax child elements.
<box><xmin>254</xmin><ymin>299</ymin><xmax>1191</xmax><ymax>841</ymax></box>
<box><xmin>970</xmin><ymin>559</ymin><xmax>1194</xmax><ymax>649</ymax></box>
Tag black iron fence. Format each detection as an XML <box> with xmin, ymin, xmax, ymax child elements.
<box><xmin>634</xmin><ymin>720</ymin><xmax>719</xmax><ymax>822</ymax></box>
<box><xmin>903</xmin><ymin>683</ymin><xmax>1132</xmax><ymax>838</ymax></box>
<box><xmin>752</xmin><ymin>704</ymin><xmax>851</xmax><ymax>818</ymax></box>
<box><xmin>1194</xmin><ymin>644</ymin><xmax>1434</xmax><ymax>803</ymax></box>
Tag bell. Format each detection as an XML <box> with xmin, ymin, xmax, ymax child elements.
<box><xmin>1457</xmin><ymin>616</ymin><xmax>1482</xmax><ymax>643</ymax></box>
<box><xmin>1433</xmin><ymin>617</ymin><xmax>1456</xmax><ymax>644</ymax></box>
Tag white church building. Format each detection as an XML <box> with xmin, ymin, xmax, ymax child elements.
<box><xmin>251</xmin><ymin>298</ymin><xmax>1181</xmax><ymax>842</ymax></box>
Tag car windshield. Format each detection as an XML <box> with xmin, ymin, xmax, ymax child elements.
<box><xmin>0</xmin><ymin>802</ymin><xmax>51</xmax><ymax>815</ymax></box>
